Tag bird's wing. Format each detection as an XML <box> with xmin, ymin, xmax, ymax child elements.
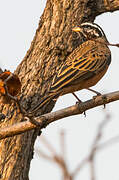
<box><xmin>50</xmin><ymin>40</ymin><xmax>111</xmax><ymax>92</ymax></box>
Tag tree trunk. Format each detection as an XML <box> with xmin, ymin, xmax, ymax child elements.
<box><xmin>0</xmin><ymin>0</ymin><xmax>119</xmax><ymax>179</ymax></box>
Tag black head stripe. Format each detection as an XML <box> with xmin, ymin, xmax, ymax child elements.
<box><xmin>80</xmin><ymin>22</ymin><xmax>105</xmax><ymax>38</ymax></box>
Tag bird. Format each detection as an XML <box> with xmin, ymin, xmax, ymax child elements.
<box><xmin>30</xmin><ymin>22</ymin><xmax>111</xmax><ymax>114</ymax></box>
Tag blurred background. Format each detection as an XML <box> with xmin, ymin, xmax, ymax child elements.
<box><xmin>0</xmin><ymin>0</ymin><xmax>119</xmax><ymax>179</ymax></box>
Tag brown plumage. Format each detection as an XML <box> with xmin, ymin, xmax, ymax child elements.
<box><xmin>31</xmin><ymin>22</ymin><xmax>111</xmax><ymax>113</ymax></box>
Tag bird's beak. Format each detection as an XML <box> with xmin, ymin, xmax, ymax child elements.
<box><xmin>72</xmin><ymin>27</ymin><xmax>82</xmax><ymax>32</ymax></box>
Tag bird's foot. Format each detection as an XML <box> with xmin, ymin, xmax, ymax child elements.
<box><xmin>76</xmin><ymin>101</ymin><xmax>86</xmax><ymax>117</ymax></box>
<box><xmin>93</xmin><ymin>94</ymin><xmax>106</xmax><ymax>109</ymax></box>
<box><xmin>86</xmin><ymin>88</ymin><xmax>105</xmax><ymax>109</ymax></box>
<box><xmin>102</xmin><ymin>95</ymin><xmax>107</xmax><ymax>109</ymax></box>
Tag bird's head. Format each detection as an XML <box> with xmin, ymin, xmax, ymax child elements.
<box><xmin>72</xmin><ymin>22</ymin><xmax>108</xmax><ymax>43</ymax></box>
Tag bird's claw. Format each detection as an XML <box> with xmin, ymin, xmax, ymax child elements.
<box><xmin>93</xmin><ymin>94</ymin><xmax>106</xmax><ymax>109</ymax></box>
<box><xmin>76</xmin><ymin>101</ymin><xmax>86</xmax><ymax>117</ymax></box>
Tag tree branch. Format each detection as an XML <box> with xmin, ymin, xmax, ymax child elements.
<box><xmin>0</xmin><ymin>90</ymin><xmax>119</xmax><ymax>140</ymax></box>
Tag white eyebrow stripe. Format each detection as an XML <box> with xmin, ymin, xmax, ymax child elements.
<box><xmin>81</xmin><ymin>22</ymin><xmax>104</xmax><ymax>35</ymax></box>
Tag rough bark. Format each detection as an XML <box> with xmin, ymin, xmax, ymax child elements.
<box><xmin>0</xmin><ymin>0</ymin><xmax>119</xmax><ymax>179</ymax></box>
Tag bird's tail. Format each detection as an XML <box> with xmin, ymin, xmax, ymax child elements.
<box><xmin>30</xmin><ymin>93</ymin><xmax>59</xmax><ymax>114</ymax></box>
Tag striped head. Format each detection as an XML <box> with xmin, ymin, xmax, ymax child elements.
<box><xmin>72</xmin><ymin>22</ymin><xmax>108</xmax><ymax>42</ymax></box>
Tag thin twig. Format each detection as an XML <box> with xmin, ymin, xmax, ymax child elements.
<box><xmin>97</xmin><ymin>135</ymin><xmax>119</xmax><ymax>150</ymax></box>
<box><xmin>72</xmin><ymin>114</ymin><xmax>111</xmax><ymax>179</ymax></box>
<box><xmin>37</xmin><ymin>132</ymin><xmax>71</xmax><ymax>180</ymax></box>
<box><xmin>36</xmin><ymin>113</ymin><xmax>119</xmax><ymax>180</ymax></box>
<box><xmin>36</xmin><ymin>149</ymin><xmax>53</xmax><ymax>161</ymax></box>
<box><xmin>60</xmin><ymin>130</ymin><xmax>66</xmax><ymax>161</ymax></box>
<box><xmin>40</xmin><ymin>136</ymin><xmax>57</xmax><ymax>155</ymax></box>
<box><xmin>71</xmin><ymin>157</ymin><xmax>89</xmax><ymax>177</ymax></box>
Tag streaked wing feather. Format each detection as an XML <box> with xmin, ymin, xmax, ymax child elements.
<box><xmin>51</xmin><ymin>68</ymin><xmax>81</xmax><ymax>91</ymax></box>
<box><xmin>50</xmin><ymin>41</ymin><xmax>110</xmax><ymax>92</ymax></box>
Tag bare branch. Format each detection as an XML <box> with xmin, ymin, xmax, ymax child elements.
<box><xmin>60</xmin><ymin>130</ymin><xmax>66</xmax><ymax>161</ymax></box>
<box><xmin>36</xmin><ymin>112</ymin><xmax>119</xmax><ymax>180</ymax></box>
<box><xmin>97</xmin><ymin>135</ymin><xmax>119</xmax><ymax>150</ymax></box>
<box><xmin>40</xmin><ymin>136</ymin><xmax>57</xmax><ymax>155</ymax></box>
<box><xmin>71</xmin><ymin>157</ymin><xmax>89</xmax><ymax>177</ymax></box>
<box><xmin>72</xmin><ymin>114</ymin><xmax>111</xmax><ymax>179</ymax></box>
<box><xmin>36</xmin><ymin>133</ymin><xmax>71</xmax><ymax>180</ymax></box>
<box><xmin>36</xmin><ymin>149</ymin><xmax>53</xmax><ymax>162</ymax></box>
<box><xmin>0</xmin><ymin>90</ymin><xmax>119</xmax><ymax>139</ymax></box>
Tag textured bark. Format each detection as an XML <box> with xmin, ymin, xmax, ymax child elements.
<box><xmin>0</xmin><ymin>0</ymin><xmax>119</xmax><ymax>179</ymax></box>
